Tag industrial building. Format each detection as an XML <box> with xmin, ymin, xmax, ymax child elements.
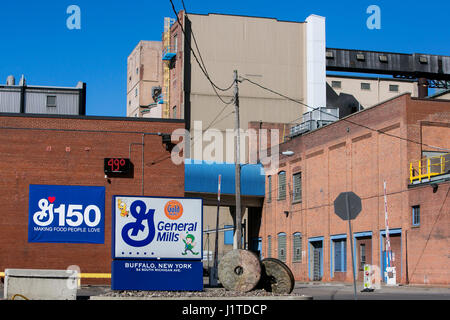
<box><xmin>255</xmin><ymin>94</ymin><xmax>449</xmax><ymax>285</ymax></box>
<box><xmin>0</xmin><ymin>113</ymin><xmax>184</xmax><ymax>280</ymax></box>
<box><xmin>126</xmin><ymin>10</ymin><xmax>450</xmax><ymax>274</ymax></box>
<box><xmin>0</xmin><ymin>75</ymin><xmax>86</xmax><ymax>116</ymax></box>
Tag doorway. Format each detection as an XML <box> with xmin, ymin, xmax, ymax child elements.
<box><xmin>309</xmin><ymin>237</ymin><xmax>324</xmax><ymax>281</ymax></box>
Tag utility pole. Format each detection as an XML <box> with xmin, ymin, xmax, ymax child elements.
<box><xmin>233</xmin><ymin>70</ymin><xmax>242</xmax><ymax>249</ymax></box>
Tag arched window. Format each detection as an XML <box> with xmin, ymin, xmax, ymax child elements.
<box><xmin>278</xmin><ymin>171</ymin><xmax>286</xmax><ymax>200</ymax></box>
<box><xmin>278</xmin><ymin>232</ymin><xmax>287</xmax><ymax>262</ymax></box>
<box><xmin>292</xmin><ymin>232</ymin><xmax>302</xmax><ymax>262</ymax></box>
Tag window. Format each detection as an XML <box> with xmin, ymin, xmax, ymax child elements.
<box><xmin>293</xmin><ymin>172</ymin><xmax>302</xmax><ymax>203</ymax></box>
<box><xmin>278</xmin><ymin>171</ymin><xmax>286</xmax><ymax>200</ymax></box>
<box><xmin>136</xmin><ymin>67</ymin><xmax>139</xmax><ymax>75</ymax></box>
<box><xmin>46</xmin><ymin>95</ymin><xmax>57</xmax><ymax>108</ymax></box>
<box><xmin>224</xmin><ymin>225</ymin><xmax>233</xmax><ymax>245</ymax></box>
<box><xmin>389</xmin><ymin>84</ymin><xmax>399</xmax><ymax>92</ymax></box>
<box><xmin>267</xmin><ymin>176</ymin><xmax>272</xmax><ymax>203</ymax></box>
<box><xmin>331</xmin><ymin>80</ymin><xmax>341</xmax><ymax>89</ymax></box>
<box><xmin>173</xmin><ymin>106</ymin><xmax>177</xmax><ymax>118</ymax></box>
<box><xmin>267</xmin><ymin>235</ymin><xmax>272</xmax><ymax>258</ymax></box>
<box><xmin>359</xmin><ymin>244</ymin><xmax>366</xmax><ymax>270</ymax></box>
<box><xmin>135</xmin><ymin>88</ymin><xmax>138</xmax><ymax>97</ymax></box>
<box><xmin>173</xmin><ymin>34</ymin><xmax>178</xmax><ymax>52</ymax></box>
<box><xmin>412</xmin><ymin>205</ymin><xmax>420</xmax><ymax>226</ymax></box>
<box><xmin>361</xmin><ymin>82</ymin><xmax>371</xmax><ymax>90</ymax></box>
<box><xmin>333</xmin><ymin>238</ymin><xmax>347</xmax><ymax>272</ymax></box>
<box><xmin>292</xmin><ymin>233</ymin><xmax>302</xmax><ymax>262</ymax></box>
<box><xmin>278</xmin><ymin>233</ymin><xmax>287</xmax><ymax>262</ymax></box>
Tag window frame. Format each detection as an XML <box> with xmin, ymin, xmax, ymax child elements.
<box><xmin>46</xmin><ymin>95</ymin><xmax>57</xmax><ymax>108</ymax></box>
<box><xmin>389</xmin><ymin>84</ymin><xmax>399</xmax><ymax>92</ymax></box>
<box><xmin>412</xmin><ymin>205</ymin><xmax>420</xmax><ymax>227</ymax></box>
<box><xmin>292</xmin><ymin>172</ymin><xmax>302</xmax><ymax>203</ymax></box>
<box><xmin>277</xmin><ymin>232</ymin><xmax>287</xmax><ymax>262</ymax></box>
<box><xmin>292</xmin><ymin>232</ymin><xmax>302</xmax><ymax>263</ymax></box>
<box><xmin>277</xmin><ymin>171</ymin><xmax>286</xmax><ymax>201</ymax></box>
<box><xmin>267</xmin><ymin>175</ymin><xmax>272</xmax><ymax>203</ymax></box>
<box><xmin>361</xmin><ymin>82</ymin><xmax>371</xmax><ymax>90</ymax></box>
<box><xmin>331</xmin><ymin>80</ymin><xmax>342</xmax><ymax>89</ymax></box>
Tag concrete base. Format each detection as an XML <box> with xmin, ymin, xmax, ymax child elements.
<box><xmin>4</xmin><ymin>269</ymin><xmax>78</xmax><ymax>300</ymax></box>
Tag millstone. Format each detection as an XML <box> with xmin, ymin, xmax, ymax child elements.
<box><xmin>218</xmin><ymin>249</ymin><xmax>261</xmax><ymax>292</ymax></box>
<box><xmin>259</xmin><ymin>258</ymin><xmax>295</xmax><ymax>294</ymax></box>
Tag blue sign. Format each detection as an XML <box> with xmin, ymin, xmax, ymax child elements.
<box><xmin>28</xmin><ymin>185</ymin><xmax>105</xmax><ymax>243</ymax></box>
<box><xmin>111</xmin><ymin>259</ymin><xmax>203</xmax><ymax>291</ymax></box>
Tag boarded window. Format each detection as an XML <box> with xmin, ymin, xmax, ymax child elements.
<box><xmin>293</xmin><ymin>232</ymin><xmax>302</xmax><ymax>262</ymax></box>
<box><xmin>278</xmin><ymin>171</ymin><xmax>286</xmax><ymax>200</ymax></box>
<box><xmin>267</xmin><ymin>235</ymin><xmax>272</xmax><ymax>258</ymax></box>
<box><xmin>292</xmin><ymin>172</ymin><xmax>302</xmax><ymax>202</ymax></box>
<box><xmin>278</xmin><ymin>233</ymin><xmax>286</xmax><ymax>262</ymax></box>
<box><xmin>333</xmin><ymin>238</ymin><xmax>347</xmax><ymax>272</ymax></box>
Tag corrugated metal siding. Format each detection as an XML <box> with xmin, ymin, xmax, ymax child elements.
<box><xmin>25</xmin><ymin>90</ymin><xmax>79</xmax><ymax>115</ymax></box>
<box><xmin>0</xmin><ymin>89</ymin><xmax>21</xmax><ymax>113</ymax></box>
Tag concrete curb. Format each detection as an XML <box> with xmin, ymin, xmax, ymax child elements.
<box><xmin>90</xmin><ymin>295</ymin><xmax>313</xmax><ymax>300</ymax></box>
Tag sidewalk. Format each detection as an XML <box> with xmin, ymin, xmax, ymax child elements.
<box><xmin>292</xmin><ymin>281</ymin><xmax>450</xmax><ymax>300</ymax></box>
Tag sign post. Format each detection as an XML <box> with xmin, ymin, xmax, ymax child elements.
<box><xmin>334</xmin><ymin>191</ymin><xmax>362</xmax><ymax>300</ymax></box>
<box><xmin>210</xmin><ymin>174</ymin><xmax>221</xmax><ymax>286</ymax></box>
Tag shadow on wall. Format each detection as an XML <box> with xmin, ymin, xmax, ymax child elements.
<box><xmin>326</xmin><ymin>83</ymin><xmax>364</xmax><ymax>118</ymax></box>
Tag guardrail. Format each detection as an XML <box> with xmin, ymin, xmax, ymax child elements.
<box><xmin>409</xmin><ymin>153</ymin><xmax>450</xmax><ymax>183</ymax></box>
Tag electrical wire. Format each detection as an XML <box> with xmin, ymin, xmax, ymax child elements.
<box><xmin>240</xmin><ymin>76</ymin><xmax>450</xmax><ymax>151</ymax></box>
<box><xmin>180</xmin><ymin>0</ymin><xmax>235</xmax><ymax>92</ymax></box>
<box><xmin>168</xmin><ymin>0</ymin><xmax>234</xmax><ymax>105</ymax></box>
<box><xmin>408</xmin><ymin>185</ymin><xmax>449</xmax><ymax>281</ymax></box>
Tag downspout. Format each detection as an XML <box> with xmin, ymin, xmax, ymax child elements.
<box><xmin>128</xmin><ymin>134</ymin><xmax>145</xmax><ymax>195</ymax></box>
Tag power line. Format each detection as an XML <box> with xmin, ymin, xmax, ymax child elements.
<box><xmin>180</xmin><ymin>0</ymin><xmax>235</xmax><ymax>92</ymax></box>
<box><xmin>168</xmin><ymin>0</ymin><xmax>234</xmax><ymax>105</ymax></box>
<box><xmin>240</xmin><ymin>76</ymin><xmax>450</xmax><ymax>151</ymax></box>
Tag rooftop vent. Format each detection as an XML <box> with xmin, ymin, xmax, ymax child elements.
<box><xmin>6</xmin><ymin>75</ymin><xmax>15</xmax><ymax>86</ymax></box>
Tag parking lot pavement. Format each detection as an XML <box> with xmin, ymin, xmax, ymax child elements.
<box><xmin>2</xmin><ymin>280</ymin><xmax>449</xmax><ymax>300</ymax></box>
<box><xmin>292</xmin><ymin>282</ymin><xmax>450</xmax><ymax>300</ymax></box>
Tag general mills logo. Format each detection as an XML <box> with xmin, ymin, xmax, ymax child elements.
<box><xmin>121</xmin><ymin>200</ymin><xmax>156</xmax><ymax>247</ymax></box>
<box><xmin>33</xmin><ymin>197</ymin><xmax>101</xmax><ymax>228</ymax></box>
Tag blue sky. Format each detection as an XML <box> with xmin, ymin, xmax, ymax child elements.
<box><xmin>0</xmin><ymin>0</ymin><xmax>448</xmax><ymax>116</ymax></box>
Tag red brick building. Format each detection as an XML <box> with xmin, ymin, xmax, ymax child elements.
<box><xmin>256</xmin><ymin>94</ymin><xmax>449</xmax><ymax>285</ymax></box>
<box><xmin>0</xmin><ymin>114</ymin><xmax>184</xmax><ymax>281</ymax></box>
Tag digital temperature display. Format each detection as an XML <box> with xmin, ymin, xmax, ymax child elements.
<box><xmin>104</xmin><ymin>158</ymin><xmax>130</xmax><ymax>174</ymax></box>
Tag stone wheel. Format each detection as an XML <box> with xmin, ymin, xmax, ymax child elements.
<box><xmin>218</xmin><ymin>249</ymin><xmax>261</xmax><ymax>292</ymax></box>
<box><xmin>259</xmin><ymin>258</ymin><xmax>295</xmax><ymax>294</ymax></box>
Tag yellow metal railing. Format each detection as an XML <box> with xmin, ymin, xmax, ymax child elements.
<box><xmin>409</xmin><ymin>153</ymin><xmax>450</xmax><ymax>183</ymax></box>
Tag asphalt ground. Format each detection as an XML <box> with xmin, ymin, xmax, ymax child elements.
<box><xmin>2</xmin><ymin>279</ymin><xmax>449</xmax><ymax>300</ymax></box>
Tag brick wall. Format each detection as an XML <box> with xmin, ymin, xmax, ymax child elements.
<box><xmin>0</xmin><ymin>114</ymin><xmax>184</xmax><ymax>283</ymax></box>
<box><xmin>258</xmin><ymin>94</ymin><xmax>450</xmax><ymax>285</ymax></box>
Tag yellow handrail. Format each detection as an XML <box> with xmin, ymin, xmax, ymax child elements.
<box><xmin>409</xmin><ymin>153</ymin><xmax>450</xmax><ymax>183</ymax></box>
